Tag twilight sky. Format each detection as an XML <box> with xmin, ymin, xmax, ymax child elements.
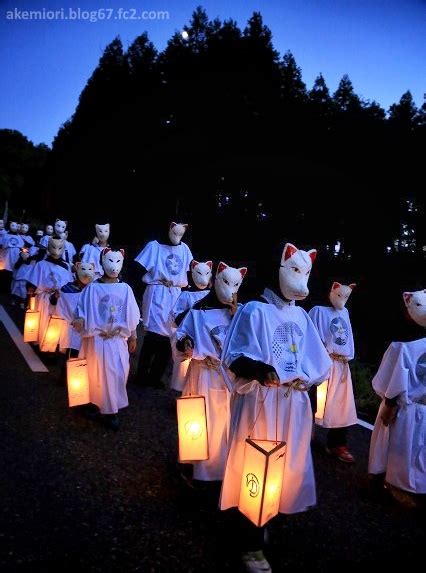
<box><xmin>0</xmin><ymin>0</ymin><xmax>425</xmax><ymax>145</ymax></box>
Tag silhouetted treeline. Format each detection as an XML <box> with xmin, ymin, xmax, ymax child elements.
<box><xmin>1</xmin><ymin>7</ymin><xmax>425</xmax><ymax>361</ymax></box>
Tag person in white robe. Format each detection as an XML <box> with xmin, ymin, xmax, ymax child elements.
<box><xmin>74</xmin><ymin>248</ymin><xmax>140</xmax><ymax>430</ymax></box>
<box><xmin>79</xmin><ymin>223</ymin><xmax>110</xmax><ymax>277</ymax></box>
<box><xmin>2</xmin><ymin>222</ymin><xmax>25</xmax><ymax>274</ymax></box>
<box><xmin>169</xmin><ymin>260</ymin><xmax>212</xmax><ymax>392</ymax></box>
<box><xmin>26</xmin><ymin>238</ymin><xmax>73</xmax><ymax>347</ymax></box>
<box><xmin>134</xmin><ymin>222</ymin><xmax>193</xmax><ymax>387</ymax></box>
<box><xmin>39</xmin><ymin>224</ymin><xmax>54</xmax><ymax>248</ymax></box>
<box><xmin>219</xmin><ymin>243</ymin><xmax>332</xmax><ymax>573</ymax></box>
<box><xmin>368</xmin><ymin>289</ymin><xmax>426</xmax><ymax>495</ymax></box>
<box><xmin>50</xmin><ymin>262</ymin><xmax>96</xmax><ymax>356</ymax></box>
<box><xmin>176</xmin><ymin>262</ymin><xmax>247</xmax><ymax>482</ymax></box>
<box><xmin>309</xmin><ymin>281</ymin><xmax>358</xmax><ymax>462</ymax></box>
<box><xmin>11</xmin><ymin>243</ymin><xmax>37</xmax><ymax>306</ymax></box>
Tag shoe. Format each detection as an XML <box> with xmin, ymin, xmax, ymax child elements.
<box><xmin>326</xmin><ymin>445</ymin><xmax>355</xmax><ymax>463</ymax></box>
<box><xmin>242</xmin><ymin>551</ymin><xmax>272</xmax><ymax>573</ymax></box>
<box><xmin>105</xmin><ymin>414</ymin><xmax>120</xmax><ymax>431</ymax></box>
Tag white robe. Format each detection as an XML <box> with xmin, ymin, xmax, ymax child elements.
<box><xmin>309</xmin><ymin>305</ymin><xmax>358</xmax><ymax>428</ymax></box>
<box><xmin>2</xmin><ymin>233</ymin><xmax>25</xmax><ymax>272</ymax></box>
<box><xmin>27</xmin><ymin>259</ymin><xmax>73</xmax><ymax>345</ymax></box>
<box><xmin>56</xmin><ymin>288</ymin><xmax>83</xmax><ymax>352</ymax></box>
<box><xmin>220</xmin><ymin>295</ymin><xmax>332</xmax><ymax>514</ymax></box>
<box><xmin>368</xmin><ymin>338</ymin><xmax>426</xmax><ymax>493</ymax></box>
<box><xmin>169</xmin><ymin>289</ymin><xmax>209</xmax><ymax>391</ymax></box>
<box><xmin>135</xmin><ymin>240</ymin><xmax>193</xmax><ymax>336</ymax></box>
<box><xmin>77</xmin><ymin>281</ymin><xmax>140</xmax><ymax>414</ymax></box>
<box><xmin>79</xmin><ymin>243</ymin><xmax>105</xmax><ymax>276</ymax></box>
<box><xmin>177</xmin><ymin>306</ymin><xmax>232</xmax><ymax>481</ymax></box>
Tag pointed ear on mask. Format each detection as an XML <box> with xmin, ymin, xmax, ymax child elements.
<box><xmin>75</xmin><ymin>262</ymin><xmax>82</xmax><ymax>270</ymax></box>
<box><xmin>170</xmin><ymin>222</ymin><xmax>177</xmax><ymax>228</ymax></box>
<box><xmin>191</xmin><ymin>260</ymin><xmax>199</xmax><ymax>270</ymax></box>
<box><xmin>206</xmin><ymin>261</ymin><xmax>213</xmax><ymax>269</ymax></box>
<box><xmin>119</xmin><ymin>249</ymin><xmax>125</xmax><ymax>257</ymax></box>
<box><xmin>349</xmin><ymin>283</ymin><xmax>357</xmax><ymax>290</ymax></box>
<box><xmin>239</xmin><ymin>267</ymin><xmax>248</xmax><ymax>279</ymax></box>
<box><xmin>332</xmin><ymin>282</ymin><xmax>342</xmax><ymax>290</ymax></box>
<box><xmin>283</xmin><ymin>243</ymin><xmax>298</xmax><ymax>262</ymax></box>
<box><xmin>102</xmin><ymin>247</ymin><xmax>112</xmax><ymax>256</ymax></box>
<box><xmin>182</xmin><ymin>224</ymin><xmax>188</xmax><ymax>229</ymax></box>
<box><xmin>217</xmin><ymin>261</ymin><xmax>228</xmax><ymax>274</ymax></box>
<box><xmin>403</xmin><ymin>292</ymin><xmax>412</xmax><ymax>307</ymax></box>
<box><xmin>307</xmin><ymin>249</ymin><xmax>317</xmax><ymax>263</ymax></box>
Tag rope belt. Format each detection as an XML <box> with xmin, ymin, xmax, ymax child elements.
<box><xmin>330</xmin><ymin>352</ymin><xmax>349</xmax><ymax>364</ymax></box>
<box><xmin>193</xmin><ymin>356</ymin><xmax>221</xmax><ymax>370</ymax></box>
<box><xmin>282</xmin><ymin>378</ymin><xmax>308</xmax><ymax>398</ymax></box>
<box><xmin>98</xmin><ymin>327</ymin><xmax>122</xmax><ymax>339</ymax></box>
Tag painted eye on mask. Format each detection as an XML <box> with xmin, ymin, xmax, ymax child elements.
<box><xmin>223</xmin><ymin>279</ymin><xmax>230</xmax><ymax>285</ymax></box>
<box><xmin>292</xmin><ymin>267</ymin><xmax>301</xmax><ymax>273</ymax></box>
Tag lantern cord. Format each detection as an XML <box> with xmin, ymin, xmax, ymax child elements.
<box><xmin>248</xmin><ymin>386</ymin><xmax>270</xmax><ymax>438</ymax></box>
<box><xmin>275</xmin><ymin>385</ymin><xmax>278</xmax><ymax>444</ymax></box>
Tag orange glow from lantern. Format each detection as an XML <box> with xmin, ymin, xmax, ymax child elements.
<box><xmin>66</xmin><ymin>358</ymin><xmax>90</xmax><ymax>407</ymax></box>
<box><xmin>238</xmin><ymin>439</ymin><xmax>286</xmax><ymax>527</ymax></box>
<box><xmin>40</xmin><ymin>315</ymin><xmax>64</xmax><ymax>352</ymax></box>
<box><xmin>28</xmin><ymin>295</ymin><xmax>36</xmax><ymax>311</ymax></box>
<box><xmin>315</xmin><ymin>379</ymin><xmax>329</xmax><ymax>425</ymax></box>
<box><xmin>177</xmin><ymin>395</ymin><xmax>209</xmax><ymax>462</ymax></box>
<box><xmin>0</xmin><ymin>257</ymin><xmax>5</xmax><ymax>271</ymax></box>
<box><xmin>23</xmin><ymin>310</ymin><xmax>40</xmax><ymax>342</ymax></box>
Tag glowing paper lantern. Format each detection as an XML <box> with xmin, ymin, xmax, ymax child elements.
<box><xmin>0</xmin><ymin>252</ymin><xmax>5</xmax><ymax>271</ymax></box>
<box><xmin>315</xmin><ymin>379</ymin><xmax>329</xmax><ymax>425</ymax></box>
<box><xmin>28</xmin><ymin>295</ymin><xmax>36</xmax><ymax>311</ymax></box>
<box><xmin>40</xmin><ymin>315</ymin><xmax>64</xmax><ymax>352</ymax></box>
<box><xmin>23</xmin><ymin>310</ymin><xmax>40</xmax><ymax>342</ymax></box>
<box><xmin>176</xmin><ymin>395</ymin><xmax>209</xmax><ymax>462</ymax></box>
<box><xmin>238</xmin><ymin>439</ymin><xmax>286</xmax><ymax>527</ymax></box>
<box><xmin>66</xmin><ymin>358</ymin><xmax>90</xmax><ymax>407</ymax></box>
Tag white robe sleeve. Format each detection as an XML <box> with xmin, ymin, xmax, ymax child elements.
<box><xmin>134</xmin><ymin>240</ymin><xmax>157</xmax><ymax>271</ymax></box>
<box><xmin>299</xmin><ymin>308</ymin><xmax>332</xmax><ymax>386</ymax></box>
<box><xmin>372</xmin><ymin>342</ymin><xmax>409</xmax><ymax>400</ymax></box>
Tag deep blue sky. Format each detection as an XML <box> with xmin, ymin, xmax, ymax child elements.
<box><xmin>1</xmin><ymin>0</ymin><xmax>425</xmax><ymax>145</ymax></box>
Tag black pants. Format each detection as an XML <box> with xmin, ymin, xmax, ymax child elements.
<box><xmin>136</xmin><ymin>330</ymin><xmax>171</xmax><ymax>386</ymax></box>
<box><xmin>327</xmin><ymin>427</ymin><xmax>348</xmax><ymax>448</ymax></box>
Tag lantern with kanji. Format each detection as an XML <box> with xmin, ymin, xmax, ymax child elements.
<box><xmin>176</xmin><ymin>395</ymin><xmax>209</xmax><ymax>462</ymax></box>
<box><xmin>238</xmin><ymin>439</ymin><xmax>286</xmax><ymax>527</ymax></box>
<box><xmin>40</xmin><ymin>315</ymin><xmax>64</xmax><ymax>352</ymax></box>
<box><xmin>23</xmin><ymin>310</ymin><xmax>40</xmax><ymax>342</ymax></box>
<box><xmin>66</xmin><ymin>358</ymin><xmax>90</xmax><ymax>407</ymax></box>
<box><xmin>315</xmin><ymin>379</ymin><xmax>329</xmax><ymax>425</ymax></box>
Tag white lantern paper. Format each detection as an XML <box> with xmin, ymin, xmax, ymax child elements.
<box><xmin>315</xmin><ymin>379</ymin><xmax>329</xmax><ymax>425</ymax></box>
<box><xmin>238</xmin><ymin>439</ymin><xmax>286</xmax><ymax>527</ymax></box>
<box><xmin>23</xmin><ymin>310</ymin><xmax>40</xmax><ymax>342</ymax></box>
<box><xmin>66</xmin><ymin>358</ymin><xmax>90</xmax><ymax>407</ymax></box>
<box><xmin>40</xmin><ymin>315</ymin><xmax>64</xmax><ymax>352</ymax></box>
<box><xmin>177</xmin><ymin>395</ymin><xmax>209</xmax><ymax>462</ymax></box>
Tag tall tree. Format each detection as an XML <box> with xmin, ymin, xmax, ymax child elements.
<box><xmin>279</xmin><ymin>51</ymin><xmax>307</xmax><ymax>103</ymax></box>
<box><xmin>388</xmin><ymin>90</ymin><xmax>418</xmax><ymax>127</ymax></box>
<box><xmin>333</xmin><ymin>74</ymin><xmax>362</xmax><ymax>113</ymax></box>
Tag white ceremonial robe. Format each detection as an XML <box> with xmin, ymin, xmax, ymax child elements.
<box><xmin>79</xmin><ymin>243</ymin><xmax>105</xmax><ymax>277</ymax></box>
<box><xmin>77</xmin><ymin>281</ymin><xmax>140</xmax><ymax>414</ymax></box>
<box><xmin>2</xmin><ymin>233</ymin><xmax>25</xmax><ymax>272</ymax></box>
<box><xmin>169</xmin><ymin>289</ymin><xmax>209</xmax><ymax>391</ymax></box>
<box><xmin>177</xmin><ymin>306</ymin><xmax>233</xmax><ymax>481</ymax></box>
<box><xmin>135</xmin><ymin>240</ymin><xmax>193</xmax><ymax>336</ymax></box>
<box><xmin>309</xmin><ymin>305</ymin><xmax>358</xmax><ymax>428</ymax></box>
<box><xmin>220</xmin><ymin>294</ymin><xmax>332</xmax><ymax>514</ymax></box>
<box><xmin>368</xmin><ymin>338</ymin><xmax>426</xmax><ymax>493</ymax></box>
<box><xmin>27</xmin><ymin>259</ymin><xmax>73</xmax><ymax>345</ymax></box>
<box><xmin>56</xmin><ymin>288</ymin><xmax>83</xmax><ymax>352</ymax></box>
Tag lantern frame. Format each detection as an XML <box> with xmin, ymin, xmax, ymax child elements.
<box><xmin>23</xmin><ymin>310</ymin><xmax>40</xmax><ymax>342</ymax></box>
<box><xmin>28</xmin><ymin>295</ymin><xmax>36</xmax><ymax>311</ymax></box>
<box><xmin>238</xmin><ymin>438</ymin><xmax>287</xmax><ymax>527</ymax></box>
<box><xmin>40</xmin><ymin>315</ymin><xmax>64</xmax><ymax>352</ymax></box>
<box><xmin>315</xmin><ymin>379</ymin><xmax>329</xmax><ymax>425</ymax></box>
<box><xmin>176</xmin><ymin>394</ymin><xmax>209</xmax><ymax>462</ymax></box>
<box><xmin>66</xmin><ymin>357</ymin><xmax>90</xmax><ymax>407</ymax></box>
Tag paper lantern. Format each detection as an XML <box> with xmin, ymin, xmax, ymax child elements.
<box><xmin>40</xmin><ymin>315</ymin><xmax>64</xmax><ymax>352</ymax></box>
<box><xmin>315</xmin><ymin>379</ymin><xmax>329</xmax><ymax>425</ymax></box>
<box><xmin>0</xmin><ymin>252</ymin><xmax>5</xmax><ymax>271</ymax></box>
<box><xmin>28</xmin><ymin>295</ymin><xmax>36</xmax><ymax>311</ymax></box>
<box><xmin>23</xmin><ymin>310</ymin><xmax>40</xmax><ymax>342</ymax></box>
<box><xmin>238</xmin><ymin>439</ymin><xmax>286</xmax><ymax>527</ymax></box>
<box><xmin>176</xmin><ymin>395</ymin><xmax>209</xmax><ymax>462</ymax></box>
<box><xmin>66</xmin><ymin>358</ymin><xmax>90</xmax><ymax>407</ymax></box>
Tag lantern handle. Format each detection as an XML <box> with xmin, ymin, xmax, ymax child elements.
<box><xmin>248</xmin><ymin>386</ymin><xmax>270</xmax><ymax>438</ymax></box>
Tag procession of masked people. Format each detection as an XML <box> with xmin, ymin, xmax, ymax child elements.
<box><xmin>1</xmin><ymin>214</ymin><xmax>424</xmax><ymax>573</ymax></box>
